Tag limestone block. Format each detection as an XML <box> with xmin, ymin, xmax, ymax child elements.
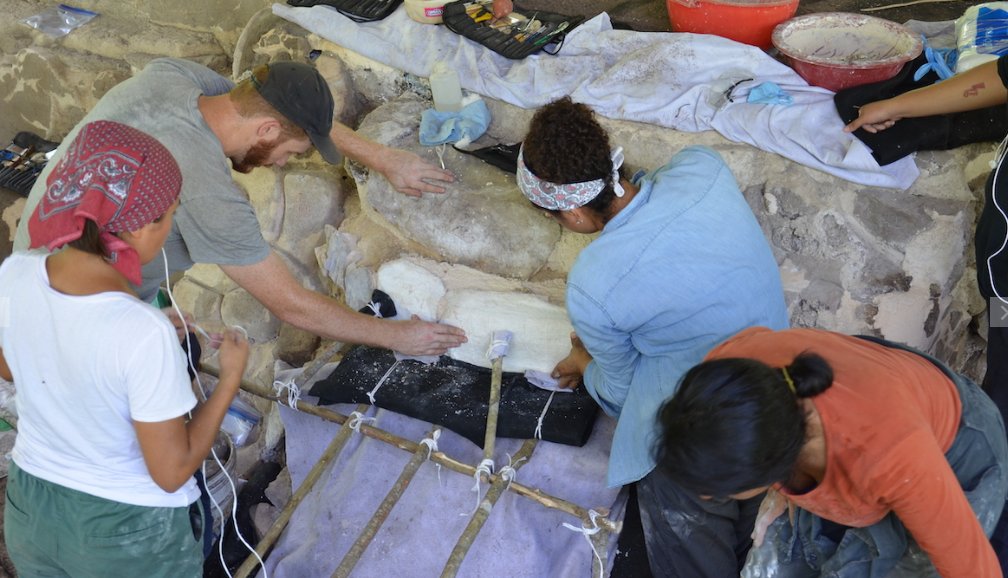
<box><xmin>236</xmin><ymin>169</ymin><xmax>284</xmax><ymax>243</ymax></box>
<box><xmin>58</xmin><ymin>14</ymin><xmax>227</xmax><ymax>72</ymax></box>
<box><xmin>275</xmin><ymin>324</ymin><xmax>320</xmax><ymax>368</ymax></box>
<box><xmin>353</xmin><ymin>94</ymin><xmax>560</xmax><ymax>279</ymax></box>
<box><xmin>0</xmin><ymin>47</ymin><xmax>129</xmax><ymax>139</ymax></box>
<box><xmin>183</xmin><ymin>263</ymin><xmax>238</xmax><ymax>294</ymax></box>
<box><xmin>318</xmin><ymin>225</ymin><xmax>362</xmax><ymax>290</ymax></box>
<box><xmin>221</xmin><ymin>288</ymin><xmax>281</xmax><ymax>344</ymax></box>
<box><xmin>171</xmin><ymin>278</ymin><xmax>223</xmax><ymax>327</ymax></box>
<box><xmin>278</xmin><ymin>171</ymin><xmax>346</xmax><ymax>269</ymax></box>
<box><xmin>344</xmin><ymin>264</ymin><xmax>374</xmax><ymax>311</ymax></box>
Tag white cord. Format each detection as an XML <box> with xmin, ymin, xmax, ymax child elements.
<box><xmin>534</xmin><ymin>391</ymin><xmax>556</xmax><ymax>440</ymax></box>
<box><xmin>162</xmin><ymin>249</ymin><xmax>267</xmax><ymax>578</ymax></box>
<box><xmin>562</xmin><ymin>509</ymin><xmax>605</xmax><ymax>576</ymax></box>
<box><xmin>419</xmin><ymin>429</ymin><xmax>443</xmax><ymax>483</ymax></box>
<box><xmin>465</xmin><ymin>458</ymin><xmax>495</xmax><ymax>516</ymax></box>
<box><xmin>367</xmin><ymin>359</ymin><xmax>400</xmax><ymax>404</ymax></box>
<box><xmin>347</xmin><ymin>411</ymin><xmax>376</xmax><ymax>431</ymax></box>
<box><xmin>987</xmin><ymin>133</ymin><xmax>1008</xmax><ymax>305</ymax></box>
<box><xmin>495</xmin><ymin>452</ymin><xmax>526</xmax><ymax>491</ymax></box>
<box><xmin>273</xmin><ymin>378</ymin><xmax>302</xmax><ymax>410</ymax></box>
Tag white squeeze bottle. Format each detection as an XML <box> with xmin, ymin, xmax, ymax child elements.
<box><xmin>430</xmin><ymin>61</ymin><xmax>463</xmax><ymax>113</ymax></box>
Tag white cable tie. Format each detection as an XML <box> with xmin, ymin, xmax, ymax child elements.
<box><xmin>347</xmin><ymin>411</ymin><xmax>376</xmax><ymax>432</ymax></box>
<box><xmin>534</xmin><ymin>390</ymin><xmax>556</xmax><ymax>440</ymax></box>
<box><xmin>562</xmin><ymin>509</ymin><xmax>605</xmax><ymax>575</ymax></box>
<box><xmin>464</xmin><ymin>458</ymin><xmax>495</xmax><ymax>516</ymax></box>
<box><xmin>273</xmin><ymin>378</ymin><xmax>302</xmax><ymax>410</ymax></box>
<box><xmin>367</xmin><ymin>359</ymin><xmax>400</xmax><ymax>404</ymax></box>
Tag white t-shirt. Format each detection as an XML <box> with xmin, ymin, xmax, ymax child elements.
<box><xmin>0</xmin><ymin>252</ymin><xmax>200</xmax><ymax>507</ymax></box>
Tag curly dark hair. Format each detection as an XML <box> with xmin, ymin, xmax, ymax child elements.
<box><xmin>522</xmin><ymin>97</ymin><xmax>623</xmax><ymax>216</ymax></box>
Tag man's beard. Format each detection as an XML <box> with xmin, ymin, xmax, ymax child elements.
<box><xmin>231</xmin><ymin>139</ymin><xmax>277</xmax><ymax>174</ymax></box>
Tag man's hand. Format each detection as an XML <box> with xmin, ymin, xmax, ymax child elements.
<box><xmin>162</xmin><ymin>307</ymin><xmax>194</xmax><ymax>342</ymax></box>
<box><xmin>491</xmin><ymin>0</ymin><xmax>513</xmax><ymax>18</ymax></box>
<box><xmin>843</xmin><ymin>100</ymin><xmax>901</xmax><ymax>134</ymax></box>
<box><xmin>552</xmin><ymin>332</ymin><xmax>592</xmax><ymax>389</ymax></box>
<box><xmin>381</xmin><ymin>148</ymin><xmax>454</xmax><ymax>197</ymax></box>
<box><xmin>391</xmin><ymin>315</ymin><xmax>467</xmax><ymax>356</ymax></box>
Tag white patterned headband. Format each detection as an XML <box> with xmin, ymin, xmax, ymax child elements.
<box><xmin>517</xmin><ymin>144</ymin><xmax>625</xmax><ymax>211</ymax></box>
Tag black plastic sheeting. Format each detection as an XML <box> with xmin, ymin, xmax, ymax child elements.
<box><xmin>311</xmin><ymin>345</ymin><xmax>600</xmax><ymax>448</ymax></box>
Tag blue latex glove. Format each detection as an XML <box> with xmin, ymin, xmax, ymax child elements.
<box><xmin>419</xmin><ymin>98</ymin><xmax>491</xmax><ymax>147</ymax></box>
<box><xmin>914</xmin><ymin>35</ymin><xmax>957</xmax><ymax>81</ymax></box>
<box><xmin>746</xmin><ymin>82</ymin><xmax>793</xmax><ymax>106</ymax></box>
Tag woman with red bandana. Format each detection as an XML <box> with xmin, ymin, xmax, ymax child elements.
<box><xmin>0</xmin><ymin>120</ymin><xmax>249</xmax><ymax>577</ymax></box>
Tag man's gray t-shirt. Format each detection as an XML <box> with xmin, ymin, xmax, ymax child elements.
<box><xmin>14</xmin><ymin>58</ymin><xmax>271</xmax><ymax>301</ymax></box>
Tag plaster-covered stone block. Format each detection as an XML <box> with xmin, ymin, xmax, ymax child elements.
<box><xmin>353</xmin><ymin>94</ymin><xmax>561</xmax><ymax>279</ymax></box>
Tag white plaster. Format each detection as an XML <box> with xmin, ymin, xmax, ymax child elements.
<box><xmin>376</xmin><ymin>258</ymin><xmax>446</xmax><ymax>321</ymax></box>
<box><xmin>439</xmin><ymin>289</ymin><xmax>574</xmax><ymax>374</ymax></box>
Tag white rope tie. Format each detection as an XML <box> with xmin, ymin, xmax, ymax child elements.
<box><xmin>563</xmin><ymin>509</ymin><xmax>605</xmax><ymax>575</ymax></box>
<box><xmin>273</xmin><ymin>378</ymin><xmax>302</xmax><ymax>410</ymax></box>
<box><xmin>419</xmin><ymin>430</ymin><xmax>443</xmax><ymax>483</ymax></box>
<box><xmin>367</xmin><ymin>359</ymin><xmax>400</xmax><ymax>404</ymax></box>
<box><xmin>496</xmin><ymin>453</ymin><xmax>527</xmax><ymax>491</ymax></box>
<box><xmin>435</xmin><ymin>143</ymin><xmax>447</xmax><ymax>170</ymax></box>
<box><xmin>347</xmin><ymin>411</ymin><xmax>376</xmax><ymax>432</ymax></box>
<box><xmin>419</xmin><ymin>429</ymin><xmax>441</xmax><ymax>459</ymax></box>
<box><xmin>464</xmin><ymin>458</ymin><xmax>495</xmax><ymax>516</ymax></box>
<box><xmin>534</xmin><ymin>391</ymin><xmax>556</xmax><ymax>440</ymax></box>
<box><xmin>363</xmin><ymin>299</ymin><xmax>384</xmax><ymax>318</ymax></box>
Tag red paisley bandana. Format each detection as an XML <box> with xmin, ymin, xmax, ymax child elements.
<box><xmin>28</xmin><ymin>120</ymin><xmax>181</xmax><ymax>285</ymax></box>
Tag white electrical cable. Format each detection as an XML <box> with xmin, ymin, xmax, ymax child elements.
<box><xmin>162</xmin><ymin>249</ymin><xmax>267</xmax><ymax>578</ymax></box>
<box><xmin>987</xmin><ymin>133</ymin><xmax>1008</xmax><ymax>305</ymax></box>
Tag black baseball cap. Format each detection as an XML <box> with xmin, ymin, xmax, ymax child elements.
<box><xmin>251</xmin><ymin>61</ymin><xmax>342</xmax><ymax>165</ymax></box>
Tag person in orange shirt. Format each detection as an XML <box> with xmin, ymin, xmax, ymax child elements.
<box><xmin>655</xmin><ymin>327</ymin><xmax>1008</xmax><ymax>577</ymax></box>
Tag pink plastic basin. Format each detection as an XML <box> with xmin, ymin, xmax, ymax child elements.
<box><xmin>772</xmin><ymin>13</ymin><xmax>923</xmax><ymax>92</ymax></box>
<box><xmin>666</xmin><ymin>0</ymin><xmax>799</xmax><ymax>49</ymax></box>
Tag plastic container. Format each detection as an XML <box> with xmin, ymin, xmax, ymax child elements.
<box><xmin>666</xmin><ymin>0</ymin><xmax>799</xmax><ymax>49</ymax></box>
<box><xmin>772</xmin><ymin>13</ymin><xmax>923</xmax><ymax>92</ymax></box>
<box><xmin>955</xmin><ymin>3</ymin><xmax>1008</xmax><ymax>73</ymax></box>
<box><xmin>405</xmin><ymin>0</ymin><xmax>447</xmax><ymax>24</ymax></box>
<box><xmin>429</xmin><ymin>61</ymin><xmax>463</xmax><ymax>112</ymax></box>
<box><xmin>203</xmin><ymin>432</ymin><xmax>236</xmax><ymax>540</ymax></box>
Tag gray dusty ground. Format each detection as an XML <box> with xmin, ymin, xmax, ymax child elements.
<box><xmin>0</xmin><ymin>1</ymin><xmax>992</xmax><ymax>576</ymax></box>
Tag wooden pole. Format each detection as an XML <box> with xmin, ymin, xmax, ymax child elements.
<box><xmin>441</xmin><ymin>438</ymin><xmax>537</xmax><ymax>578</ymax></box>
<box><xmin>481</xmin><ymin>355</ymin><xmax>504</xmax><ymax>477</ymax></box>
<box><xmin>331</xmin><ymin>427</ymin><xmax>441</xmax><ymax>578</ymax></box>
<box><xmin>232</xmin><ymin>402</ymin><xmax>369</xmax><ymax>578</ymax></box>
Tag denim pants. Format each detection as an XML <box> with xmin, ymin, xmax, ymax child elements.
<box><xmin>743</xmin><ymin>339</ymin><xmax>1008</xmax><ymax>578</ymax></box>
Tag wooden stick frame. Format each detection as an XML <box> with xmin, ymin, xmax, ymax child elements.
<box><xmin>210</xmin><ymin>366</ymin><xmax>621</xmax><ymax>577</ymax></box>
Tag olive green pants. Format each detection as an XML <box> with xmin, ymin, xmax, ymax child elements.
<box><xmin>4</xmin><ymin>462</ymin><xmax>202</xmax><ymax>578</ymax></box>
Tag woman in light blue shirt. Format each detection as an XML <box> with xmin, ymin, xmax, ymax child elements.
<box><xmin>519</xmin><ymin>97</ymin><xmax>788</xmax><ymax>578</ymax></box>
